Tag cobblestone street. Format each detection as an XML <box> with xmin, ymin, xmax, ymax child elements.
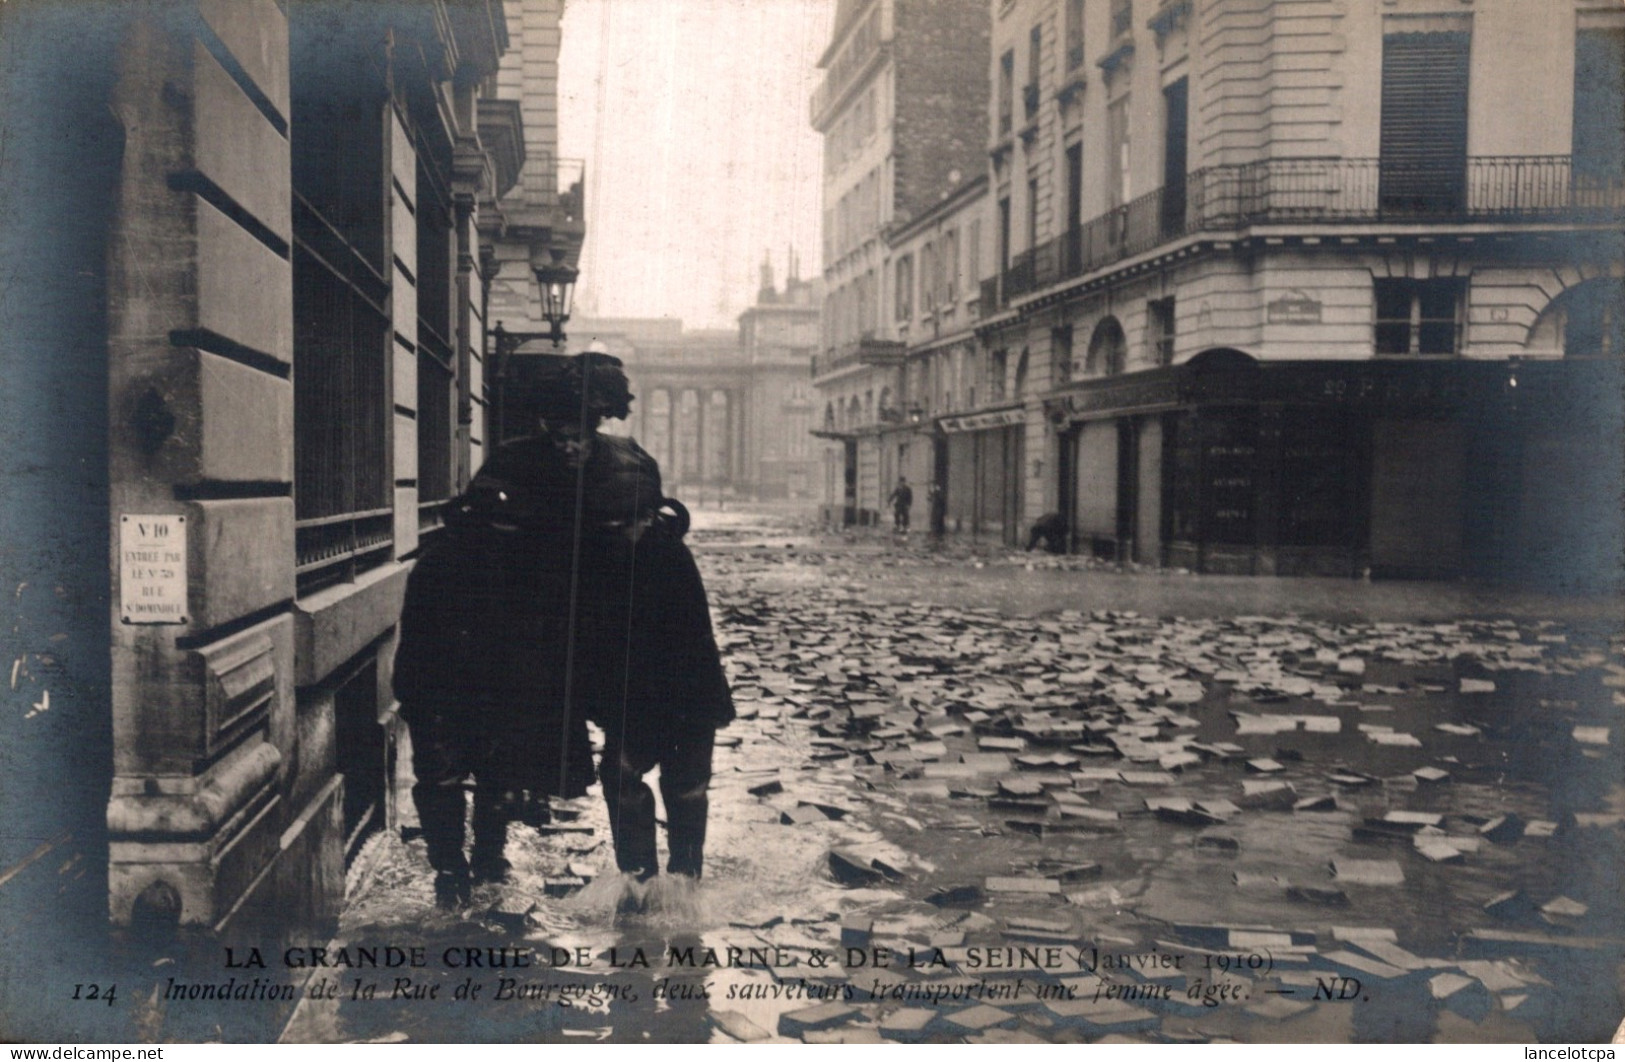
<box><xmin>286</xmin><ymin>507</ymin><xmax>1625</xmax><ymax>1044</ymax></box>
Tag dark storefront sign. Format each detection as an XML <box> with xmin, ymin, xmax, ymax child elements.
<box><xmin>938</xmin><ymin>405</ymin><xmax>1027</xmax><ymax>433</ymax></box>
<box><xmin>1050</xmin><ymin>356</ymin><xmax>1501</xmax><ymax>426</ymax></box>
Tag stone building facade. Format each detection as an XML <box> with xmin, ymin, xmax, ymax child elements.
<box><xmin>570</xmin><ymin>262</ymin><xmax>821</xmax><ymax>502</ymax></box>
<box><xmin>811</xmin><ymin>0</ymin><xmax>992</xmax><ymax>526</ymax></box>
<box><xmin>0</xmin><ymin>1</ymin><xmax>581</xmax><ymax>1017</ymax></box>
<box><xmin>977</xmin><ymin>0</ymin><xmax>1623</xmax><ymax>577</ymax></box>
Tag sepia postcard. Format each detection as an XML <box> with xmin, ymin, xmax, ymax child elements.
<box><xmin>0</xmin><ymin>0</ymin><xmax>1622</xmax><ymax>1046</ymax></box>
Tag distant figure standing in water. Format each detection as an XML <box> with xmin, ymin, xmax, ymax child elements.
<box><xmin>888</xmin><ymin>476</ymin><xmax>914</xmax><ymax>532</ymax></box>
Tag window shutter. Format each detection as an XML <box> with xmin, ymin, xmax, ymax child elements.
<box><xmin>1380</xmin><ymin>31</ymin><xmax>1470</xmax><ymax>215</ymax></box>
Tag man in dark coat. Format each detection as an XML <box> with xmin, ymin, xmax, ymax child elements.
<box><xmin>393</xmin><ymin>351</ymin><xmax>648</xmax><ymax>907</ymax></box>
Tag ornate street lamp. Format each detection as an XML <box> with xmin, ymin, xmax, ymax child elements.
<box><xmin>489</xmin><ymin>257</ymin><xmax>580</xmax><ymax>443</ymax></box>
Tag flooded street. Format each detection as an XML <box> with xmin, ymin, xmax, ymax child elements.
<box><xmin>286</xmin><ymin>507</ymin><xmax>1625</xmax><ymax>1044</ymax></box>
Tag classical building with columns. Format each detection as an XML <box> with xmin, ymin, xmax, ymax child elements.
<box><xmin>976</xmin><ymin>0</ymin><xmax>1622</xmax><ymax>575</ymax></box>
<box><xmin>0</xmin><ymin>0</ymin><xmax>583</xmax><ymax>1023</ymax></box>
<box><xmin>572</xmin><ymin>261</ymin><xmax>822</xmax><ymax>504</ymax></box>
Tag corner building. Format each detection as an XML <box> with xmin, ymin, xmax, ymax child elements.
<box><xmin>979</xmin><ymin>0</ymin><xmax>1622</xmax><ymax>579</ymax></box>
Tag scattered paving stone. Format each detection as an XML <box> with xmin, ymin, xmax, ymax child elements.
<box><xmin>1293</xmin><ymin>795</ymin><xmax>1338</xmax><ymax>812</ymax></box>
<box><xmin>1539</xmin><ymin>896</ymin><xmax>1588</xmax><ymax>918</ymax></box>
<box><xmin>803</xmin><ymin>1026</ymin><xmax>885</xmax><ymax>1044</ymax></box>
<box><xmin>828</xmin><ymin>849</ymin><xmax>886</xmax><ymax>886</ymax></box>
<box><xmin>1331</xmin><ymin>859</ymin><xmax>1405</xmax><ymax>886</ymax></box>
<box><xmin>1286</xmin><ymin>884</ymin><xmax>1350</xmax><ymax>906</ymax></box>
<box><xmin>1572</xmin><ymin>726</ymin><xmax>1610</xmax><ymax>746</ymax></box>
<box><xmin>1246</xmin><ymin>759</ymin><xmax>1286</xmax><ymax>774</ymax></box>
<box><xmin>712</xmin><ymin>1010</ymin><xmax>773</xmax><ymax>1043</ymax></box>
<box><xmin>878</xmin><ymin>1008</ymin><xmax>937</xmax><ymax>1038</ymax></box>
<box><xmin>943</xmin><ymin>1004</ymin><xmax>1016</xmax><ymax>1031</ymax></box>
<box><xmin>747</xmin><ymin>779</ymin><xmax>785</xmax><ymax>797</ymax></box>
<box><xmin>1412</xmin><ymin>766</ymin><xmax>1451</xmax><ymax>784</ymax></box>
<box><xmin>925</xmin><ymin>884</ymin><xmax>987</xmax><ymax>907</ymax></box>
<box><xmin>1479</xmin><ymin>815</ymin><xmax>1525</xmax><ymax>843</ymax></box>
<box><xmin>1460</xmin><ymin>679</ymin><xmax>1497</xmax><ymax>694</ymax></box>
<box><xmin>986</xmin><ymin>876</ymin><xmax>1063</xmax><ymax>895</ymax></box>
<box><xmin>778</xmin><ymin>1002</ymin><xmax>858</xmax><ymax>1037</ymax></box>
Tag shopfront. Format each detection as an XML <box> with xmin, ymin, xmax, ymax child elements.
<box><xmin>937</xmin><ymin>405</ymin><xmax>1026</xmax><ymax>545</ymax></box>
<box><xmin>1046</xmin><ymin>350</ymin><xmax>1621</xmax><ymax>582</ymax></box>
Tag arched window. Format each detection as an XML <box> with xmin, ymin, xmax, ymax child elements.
<box><xmin>1087</xmin><ymin>316</ymin><xmax>1127</xmax><ymax>376</ymax></box>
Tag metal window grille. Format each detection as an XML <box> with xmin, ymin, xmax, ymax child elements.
<box><xmin>290</xmin><ymin>26</ymin><xmax>392</xmax><ymax>595</ymax></box>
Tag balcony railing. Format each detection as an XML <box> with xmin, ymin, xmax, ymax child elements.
<box><xmin>813</xmin><ymin>336</ymin><xmax>908</xmax><ymax>377</ymax></box>
<box><xmin>981</xmin><ymin>155</ymin><xmax>1624</xmax><ymax>309</ymax></box>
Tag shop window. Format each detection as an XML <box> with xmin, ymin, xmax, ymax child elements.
<box><xmin>1374</xmin><ymin>277</ymin><xmax>1465</xmax><ymax>356</ymax></box>
<box><xmin>1564</xmin><ymin>278</ymin><xmax>1625</xmax><ymax>358</ymax></box>
<box><xmin>1279</xmin><ymin>409</ymin><xmax>1354</xmax><ymax>548</ymax></box>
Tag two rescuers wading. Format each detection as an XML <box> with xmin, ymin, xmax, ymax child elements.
<box><xmin>393</xmin><ymin>349</ymin><xmax>735</xmax><ymax>908</ymax></box>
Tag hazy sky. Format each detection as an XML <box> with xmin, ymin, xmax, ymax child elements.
<box><xmin>558</xmin><ymin>0</ymin><xmax>834</xmax><ymax>330</ymax></box>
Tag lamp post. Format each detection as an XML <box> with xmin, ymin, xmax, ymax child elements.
<box><xmin>489</xmin><ymin>259</ymin><xmax>579</xmax><ymax>444</ymax></box>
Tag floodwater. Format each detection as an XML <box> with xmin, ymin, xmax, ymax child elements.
<box><xmin>280</xmin><ymin>507</ymin><xmax>1624</xmax><ymax>1044</ymax></box>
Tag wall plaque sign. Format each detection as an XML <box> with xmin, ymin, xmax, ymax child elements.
<box><xmin>120</xmin><ymin>514</ymin><xmax>187</xmax><ymax>625</ymax></box>
<box><xmin>1267</xmin><ymin>290</ymin><xmax>1324</xmax><ymax>324</ymax></box>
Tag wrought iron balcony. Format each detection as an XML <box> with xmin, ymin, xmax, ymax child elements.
<box><xmin>980</xmin><ymin>155</ymin><xmax>1624</xmax><ymax>309</ymax></box>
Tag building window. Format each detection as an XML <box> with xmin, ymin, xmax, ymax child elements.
<box><xmin>290</xmin><ymin>21</ymin><xmax>391</xmax><ymax>594</ymax></box>
<box><xmin>1111</xmin><ymin>0</ymin><xmax>1133</xmax><ymax>40</ymax></box>
<box><xmin>1027</xmin><ymin>177</ymin><xmax>1040</xmax><ymax>252</ymax></box>
<box><xmin>920</xmin><ymin>241</ymin><xmax>936</xmax><ymax>312</ymax></box>
<box><xmin>1380</xmin><ymin>24</ymin><xmax>1470</xmax><ymax>216</ymax></box>
<box><xmin>1025</xmin><ymin>24</ymin><xmax>1042</xmax><ymax>120</ymax></box>
<box><xmin>895</xmin><ymin>255</ymin><xmax>913</xmax><ymax>321</ymax></box>
<box><xmin>1066</xmin><ymin>0</ymin><xmax>1085</xmax><ymax>70</ymax></box>
<box><xmin>1053</xmin><ymin>324</ymin><xmax>1074</xmax><ymax>383</ymax></box>
<box><xmin>1107</xmin><ymin>95</ymin><xmax>1132</xmax><ymax>208</ymax></box>
<box><xmin>1148</xmin><ymin>297</ymin><xmax>1175</xmax><ymax>366</ymax></box>
<box><xmin>997</xmin><ymin>196</ymin><xmax>1012</xmax><ymax>276</ymax></box>
<box><xmin>1575</xmin><ymin>29</ymin><xmax>1625</xmax><ymax>185</ymax></box>
<box><xmin>413</xmin><ymin>120</ymin><xmax>455</xmax><ymax>517</ymax></box>
<box><xmin>998</xmin><ymin>50</ymin><xmax>1015</xmax><ymax>137</ymax></box>
<box><xmin>1161</xmin><ymin>78</ymin><xmax>1189</xmax><ymax>238</ymax></box>
<box><xmin>1087</xmin><ymin>316</ymin><xmax>1127</xmax><ymax>376</ymax></box>
<box><xmin>1014</xmin><ymin>349</ymin><xmax>1029</xmax><ymax>399</ymax></box>
<box><xmin>1374</xmin><ymin>277</ymin><xmax>1466</xmax><ymax>356</ymax></box>
<box><xmin>942</xmin><ymin>228</ymin><xmax>959</xmax><ymax>304</ymax></box>
<box><xmin>989</xmin><ymin>349</ymin><xmax>1008</xmax><ymax>402</ymax></box>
